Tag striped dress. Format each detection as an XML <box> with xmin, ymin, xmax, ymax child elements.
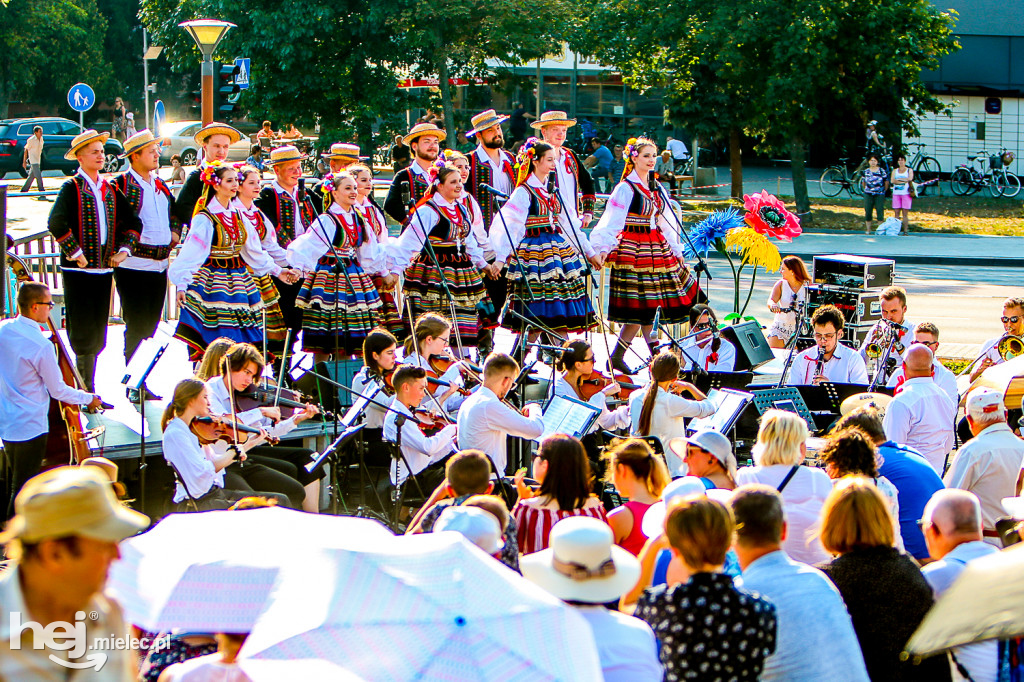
<box><xmin>513</xmin><ymin>495</ymin><xmax>609</xmax><ymax>555</ymax></box>
<box><xmin>590</xmin><ymin>170</ymin><xmax>704</xmax><ymax>324</ymax></box>
<box><xmin>357</xmin><ymin>196</ymin><xmax>405</xmax><ymax>339</ymax></box>
<box><xmin>234</xmin><ymin>199</ymin><xmax>288</xmax><ymax>343</ymax></box>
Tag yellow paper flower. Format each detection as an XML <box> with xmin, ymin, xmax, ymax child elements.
<box><xmin>725</xmin><ymin>227</ymin><xmax>781</xmax><ymax>272</ymax></box>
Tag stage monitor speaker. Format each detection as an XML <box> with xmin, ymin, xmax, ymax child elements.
<box><xmin>720</xmin><ymin>320</ymin><xmax>774</xmax><ymax>371</ymax></box>
<box><xmin>292</xmin><ymin>358</ymin><xmax>363</xmax><ymax>413</ymax></box>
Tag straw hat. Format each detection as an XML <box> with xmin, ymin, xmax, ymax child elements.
<box><xmin>530</xmin><ymin>110</ymin><xmax>577</xmax><ymax>129</ymax></box>
<box><xmin>466</xmin><ymin>109</ymin><xmax>509</xmax><ymax>137</ymax></box>
<box><xmin>193</xmin><ymin>122</ymin><xmax>243</xmax><ymax>146</ymax></box>
<box><xmin>120</xmin><ymin>129</ymin><xmax>163</xmax><ymax>158</ymax></box>
<box><xmin>435</xmin><ymin>506</ymin><xmax>504</xmax><ymax>555</ymax></box>
<box><xmin>521</xmin><ymin>517</ymin><xmax>640</xmax><ymax>604</ymax></box>
<box><xmin>268</xmin><ymin>145</ymin><xmax>306</xmax><ymax>166</ymax></box>
<box><xmin>403</xmin><ymin>123</ymin><xmax>447</xmax><ymax>146</ymax></box>
<box><xmin>0</xmin><ymin>466</ymin><xmax>148</xmax><ymax>544</ymax></box>
<box><xmin>81</xmin><ymin>456</ymin><xmax>128</xmax><ymax>499</ymax></box>
<box><xmin>321</xmin><ymin>143</ymin><xmax>367</xmax><ymax>162</ymax></box>
<box><xmin>64</xmin><ymin>129</ymin><xmax>110</xmax><ymax>161</ymax></box>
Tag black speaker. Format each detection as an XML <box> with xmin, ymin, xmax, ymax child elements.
<box><xmin>292</xmin><ymin>359</ymin><xmax>364</xmax><ymax>412</ymax></box>
<box><xmin>720</xmin><ymin>320</ymin><xmax>773</xmax><ymax>371</ymax></box>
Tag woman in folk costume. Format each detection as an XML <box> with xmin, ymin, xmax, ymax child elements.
<box><xmin>388</xmin><ymin>158</ymin><xmax>496</xmax><ymax>351</ymax></box>
<box><xmin>233</xmin><ymin>165</ymin><xmax>301</xmax><ymax>348</ymax></box>
<box><xmin>351</xmin><ymin>162</ymin><xmax>404</xmax><ymax>339</ymax></box>
<box><xmin>490</xmin><ymin>137</ymin><xmax>597</xmax><ymax>343</ymax></box>
<box><xmin>590</xmin><ymin>137</ymin><xmax>704</xmax><ymax>374</ymax></box>
<box><xmin>169</xmin><ymin>162</ymin><xmax>297</xmax><ymax>361</ymax></box>
<box><xmin>286</xmin><ymin>171</ymin><xmax>385</xmax><ymax>363</ymax></box>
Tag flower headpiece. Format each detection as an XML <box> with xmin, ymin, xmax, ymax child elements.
<box><xmin>621</xmin><ymin>137</ymin><xmax>657</xmax><ymax>182</ymax></box>
<box><xmin>514</xmin><ymin>137</ymin><xmax>541</xmax><ymax>187</ymax></box>
<box><xmin>199</xmin><ymin>160</ymin><xmax>229</xmax><ymax>188</ymax></box>
<box><xmin>321</xmin><ymin>172</ymin><xmax>337</xmax><ymax>198</ymax></box>
<box><xmin>428</xmin><ymin>157</ymin><xmax>454</xmax><ymax>184</ymax></box>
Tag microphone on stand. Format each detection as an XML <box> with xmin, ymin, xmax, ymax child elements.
<box><xmin>480</xmin><ymin>183</ymin><xmax>510</xmax><ymax>200</ymax></box>
<box><xmin>652</xmin><ymin>306</ymin><xmax>662</xmax><ymax>337</ymax></box>
<box><xmin>297</xmin><ymin>177</ymin><xmax>306</xmax><ymax>203</ymax></box>
<box><xmin>498</xmin><ymin>297</ymin><xmax>513</xmax><ymax>326</ymax></box>
<box><xmin>401</xmin><ymin>185</ymin><xmax>411</xmax><ymax>210</ymax></box>
<box><xmin>547</xmin><ymin>170</ymin><xmax>557</xmax><ymax>195</ymax></box>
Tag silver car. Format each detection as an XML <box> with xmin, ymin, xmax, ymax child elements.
<box><xmin>158</xmin><ymin>120</ymin><xmax>251</xmax><ymax>165</ymax></box>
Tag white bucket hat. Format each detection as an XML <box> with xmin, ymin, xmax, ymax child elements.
<box><xmin>435</xmin><ymin>506</ymin><xmax>504</xmax><ymax>555</ymax></box>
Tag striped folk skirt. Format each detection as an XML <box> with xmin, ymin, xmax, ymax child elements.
<box><xmin>403</xmin><ymin>247</ymin><xmax>488</xmax><ymax>343</ymax></box>
<box><xmin>607</xmin><ymin>227</ymin><xmax>704</xmax><ymax>325</ymax></box>
<box><xmin>372</xmin><ymin>275</ymin><xmax>407</xmax><ymax>340</ymax></box>
<box><xmin>296</xmin><ymin>257</ymin><xmax>382</xmax><ymax>354</ymax></box>
<box><xmin>253</xmin><ymin>273</ymin><xmax>288</xmax><ymax>342</ymax></box>
<box><xmin>507</xmin><ymin>228</ymin><xmax>594</xmax><ymax>332</ymax></box>
<box><xmin>175</xmin><ymin>258</ymin><xmax>264</xmax><ymax>361</ymax></box>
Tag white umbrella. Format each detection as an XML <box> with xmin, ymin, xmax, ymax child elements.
<box><xmin>107</xmin><ymin>507</ymin><xmax>393</xmax><ymax>632</ymax></box>
<box><xmin>906</xmin><ymin>542</ymin><xmax>1024</xmax><ymax>658</ymax></box>
<box><xmin>239</xmin><ymin>532</ymin><xmax>604</xmax><ymax>681</ymax></box>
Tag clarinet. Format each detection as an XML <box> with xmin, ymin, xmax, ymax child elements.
<box><xmin>813</xmin><ymin>348</ymin><xmax>826</xmax><ymax>381</ymax></box>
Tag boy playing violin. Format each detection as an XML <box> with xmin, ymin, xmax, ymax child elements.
<box><xmin>384</xmin><ymin>365</ymin><xmax>457</xmax><ymax>493</ymax></box>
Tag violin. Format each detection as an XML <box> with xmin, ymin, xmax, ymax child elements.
<box><xmin>578</xmin><ymin>370</ymin><xmax>641</xmax><ymax>401</ymax></box>
<box><xmin>380</xmin><ymin>366</ymin><xmax>454</xmax><ymax>393</ymax></box>
<box><xmin>428</xmin><ymin>353</ymin><xmax>480</xmax><ymax>392</ymax></box>
<box><xmin>190</xmin><ymin>415</ymin><xmax>279</xmax><ymax>446</ymax></box>
<box><xmin>233</xmin><ymin>384</ymin><xmax>331</xmax><ymax>420</ymax></box>
<box><xmin>412</xmin><ymin>408</ymin><xmax>452</xmax><ymax>436</ymax></box>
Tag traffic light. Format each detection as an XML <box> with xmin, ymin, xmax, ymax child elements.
<box><xmin>189</xmin><ymin>88</ymin><xmax>202</xmax><ymax>116</ymax></box>
<box><xmin>214</xmin><ymin>61</ymin><xmax>241</xmax><ymax>120</ymax></box>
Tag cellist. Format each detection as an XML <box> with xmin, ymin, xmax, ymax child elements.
<box><xmin>0</xmin><ymin>282</ymin><xmax>102</xmax><ymax>517</ymax></box>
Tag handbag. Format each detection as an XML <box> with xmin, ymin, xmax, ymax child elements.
<box><xmin>909</xmin><ymin>181</ymin><xmax>918</xmax><ymax>198</ymax></box>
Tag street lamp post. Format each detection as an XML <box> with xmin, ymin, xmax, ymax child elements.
<box><xmin>178</xmin><ymin>19</ymin><xmax>235</xmax><ymax>126</ymax></box>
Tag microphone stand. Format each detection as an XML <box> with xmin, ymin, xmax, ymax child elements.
<box><xmin>868</xmin><ymin>324</ymin><xmax>899</xmax><ymax>392</ymax></box>
<box><xmin>776</xmin><ymin>299</ymin><xmax>809</xmax><ymax>388</ymax></box>
<box><xmin>408</xmin><ymin>199</ymin><xmax>465</xmax><ymax>355</ymax></box>
<box><xmin>489</xmin><ymin>188</ymin><xmax>538</xmax><ymax>363</ymax></box>
<box><xmin>654</xmin><ymin>181</ymin><xmax>713</xmax><ymax>293</ymax></box>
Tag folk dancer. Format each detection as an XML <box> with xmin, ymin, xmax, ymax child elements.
<box><xmin>352</xmin><ymin>162</ymin><xmax>403</xmax><ymax>338</ymax></box>
<box><xmin>312</xmin><ymin>143</ymin><xmax>366</xmax><ymax>213</ymax></box>
<box><xmin>532</xmin><ymin>111</ymin><xmax>596</xmax><ymax>229</ymax></box>
<box><xmin>172</xmin><ymin>122</ymin><xmax>243</xmax><ymax>227</ymax></box>
<box><xmin>47</xmin><ymin>129</ymin><xmax>141</xmax><ymax>392</ymax></box>
<box><xmin>787</xmin><ymin>305</ymin><xmax>869</xmax><ymax>385</ymax></box>
<box><xmin>383</xmin><ymin>123</ymin><xmax>445</xmax><ymax>225</ymax></box>
<box><xmin>286</xmin><ymin>171</ymin><xmax>384</xmax><ymax>363</ymax></box>
<box><xmin>111</xmin><ymin>130</ymin><xmax>181</xmax><ymax>402</ymax></box>
<box><xmin>590</xmin><ymin>137</ymin><xmax>705</xmax><ymax>372</ymax></box>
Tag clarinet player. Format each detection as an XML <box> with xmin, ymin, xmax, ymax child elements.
<box><xmin>787</xmin><ymin>305</ymin><xmax>868</xmax><ymax>386</ymax></box>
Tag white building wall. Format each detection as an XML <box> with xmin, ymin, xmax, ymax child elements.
<box><xmin>907</xmin><ymin>95</ymin><xmax>1022</xmax><ymax>174</ymax></box>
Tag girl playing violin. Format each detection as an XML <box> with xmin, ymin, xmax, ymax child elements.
<box><xmin>403</xmin><ymin>313</ymin><xmax>468</xmax><ymax>414</ymax></box>
<box><xmin>352</xmin><ymin>328</ymin><xmax>399</xmax><ymax>436</ymax></box>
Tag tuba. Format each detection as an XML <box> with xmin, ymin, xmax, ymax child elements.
<box><xmin>998</xmin><ymin>334</ymin><xmax>1024</xmax><ymax>361</ymax></box>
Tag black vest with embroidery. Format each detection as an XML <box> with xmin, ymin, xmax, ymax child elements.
<box><xmin>113</xmin><ymin>172</ymin><xmax>177</xmax><ymax>260</ymax></box>
<box><xmin>467</xmin><ymin>149</ymin><xmax>515</xmax><ymax>232</ymax></box>
<box><xmin>256</xmin><ymin>186</ymin><xmax>317</xmax><ymax>249</ymax></box>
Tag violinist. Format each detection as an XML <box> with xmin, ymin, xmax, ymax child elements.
<box><xmin>0</xmin><ymin>283</ymin><xmax>102</xmax><ymax>516</ymax></box>
<box><xmin>205</xmin><ymin>343</ymin><xmax>324</xmax><ymax>513</ymax></box>
<box><xmin>628</xmin><ymin>351</ymin><xmax>715</xmax><ymax>477</ymax></box>
<box><xmin>352</xmin><ymin>329</ymin><xmax>400</xmax><ymax>436</ymax></box>
<box><xmin>553</xmin><ymin>340</ymin><xmax>630</xmax><ymax>465</ymax></box>
<box><xmin>678</xmin><ymin>304</ymin><xmax>736</xmax><ymax>373</ymax></box>
<box><xmin>457</xmin><ymin>353</ymin><xmax>544</xmax><ymax>476</ymax></box>
<box><xmin>403</xmin><ymin>313</ymin><xmax>466</xmax><ymax>413</ymax></box>
<box><xmin>160</xmin><ymin>377</ymin><xmax>291</xmax><ymax>511</ymax></box>
<box><xmin>383</xmin><ymin>365</ymin><xmax>457</xmax><ymax>490</ymax></box>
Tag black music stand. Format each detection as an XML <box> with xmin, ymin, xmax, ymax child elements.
<box><xmin>121</xmin><ymin>339</ymin><xmax>168</xmax><ymax>512</ymax></box>
<box><xmin>751</xmin><ymin>387</ymin><xmax>816</xmax><ymax>430</ymax></box>
<box><xmin>684</xmin><ymin>370</ymin><xmax>754</xmax><ymax>394</ymax></box>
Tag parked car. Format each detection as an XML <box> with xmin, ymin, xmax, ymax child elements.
<box><xmin>158</xmin><ymin>120</ymin><xmax>251</xmax><ymax>166</ymax></box>
<box><xmin>0</xmin><ymin>117</ymin><xmax>126</xmax><ymax>179</ymax></box>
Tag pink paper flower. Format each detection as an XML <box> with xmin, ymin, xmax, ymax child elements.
<box><xmin>742</xmin><ymin>191</ymin><xmax>802</xmax><ymax>242</ymax></box>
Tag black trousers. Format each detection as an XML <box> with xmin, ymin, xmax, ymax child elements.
<box><xmin>4</xmin><ymin>433</ymin><xmax>48</xmax><ymax>519</ymax></box>
<box><xmin>479</xmin><ymin>262</ymin><xmax>508</xmax><ymax>334</ymax></box>
<box><xmin>247</xmin><ymin>445</ymin><xmax>324</xmax><ymax>487</ymax></box>
<box><xmin>224</xmin><ymin>463</ymin><xmax>305</xmax><ymax>509</ymax></box>
<box><xmin>268</xmin><ymin>277</ymin><xmax>303</xmax><ymax>354</ymax></box>
<box><xmin>62</xmin><ymin>269</ymin><xmax>114</xmax><ymax>356</ymax></box>
<box><xmin>177</xmin><ymin>485</ymin><xmax>290</xmax><ymax>512</ymax></box>
<box><xmin>113</xmin><ymin>267</ymin><xmax>167</xmax><ymax>364</ymax></box>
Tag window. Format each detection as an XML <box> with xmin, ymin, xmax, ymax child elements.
<box><xmin>58</xmin><ymin>121</ymin><xmax>82</xmax><ymax>135</ymax></box>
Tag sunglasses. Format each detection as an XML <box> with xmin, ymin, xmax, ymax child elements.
<box><xmin>35</xmin><ymin>300</ymin><xmax>55</xmax><ymax>308</ymax></box>
<box><xmin>1002</xmin><ymin>316</ymin><xmax>1021</xmax><ymax>324</ymax></box>
<box><xmin>693</xmin><ymin>323</ymin><xmax>713</xmax><ymax>331</ymax></box>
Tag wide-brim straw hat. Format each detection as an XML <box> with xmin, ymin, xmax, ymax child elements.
<box><xmin>64</xmin><ymin>129</ymin><xmax>110</xmax><ymax>160</ymax></box>
<box><xmin>321</xmin><ymin>142</ymin><xmax>368</xmax><ymax>162</ymax></box>
<box><xmin>80</xmin><ymin>456</ymin><xmax>128</xmax><ymax>499</ymax></box>
<box><xmin>193</xmin><ymin>122</ymin><xmax>243</xmax><ymax>146</ymax></box>
<box><xmin>120</xmin><ymin>129</ymin><xmax>163</xmax><ymax>158</ymax></box>
<box><xmin>403</xmin><ymin>123</ymin><xmax>447</xmax><ymax>146</ymax></box>
<box><xmin>530</xmin><ymin>110</ymin><xmax>577</xmax><ymax>129</ymax></box>
<box><xmin>466</xmin><ymin>109</ymin><xmax>509</xmax><ymax>136</ymax></box>
<box><xmin>268</xmin><ymin>145</ymin><xmax>307</xmax><ymax>166</ymax></box>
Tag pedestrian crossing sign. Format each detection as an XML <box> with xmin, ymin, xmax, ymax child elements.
<box><xmin>234</xmin><ymin>58</ymin><xmax>250</xmax><ymax>90</ymax></box>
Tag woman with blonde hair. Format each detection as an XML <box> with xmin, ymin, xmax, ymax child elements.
<box><xmin>194</xmin><ymin>337</ymin><xmax>235</xmax><ymax>381</ymax></box>
<box><xmin>817</xmin><ymin>477</ymin><xmax>951</xmax><ymax>682</ymax></box>
<box><xmin>735</xmin><ymin>409</ymin><xmax>833</xmax><ymax>563</ymax></box>
<box><xmin>589</xmin><ymin>137</ymin><xmax>705</xmax><ymax>373</ymax></box>
<box><xmin>766</xmin><ymin>255</ymin><xmax>812</xmax><ymax>348</ymax></box>
<box><xmin>401</xmin><ymin>312</ymin><xmax>464</xmax><ymax>412</ymax></box>
<box><xmin>603</xmin><ymin>438</ymin><xmax>670</xmax><ymax>555</ymax></box>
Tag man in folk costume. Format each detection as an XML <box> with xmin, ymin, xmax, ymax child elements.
<box><xmin>255</xmin><ymin>145</ymin><xmax>318</xmax><ymax>353</ymax></box>
<box><xmin>312</xmin><ymin>143</ymin><xmax>367</xmax><ymax>213</ymax></box>
<box><xmin>383</xmin><ymin>123</ymin><xmax>445</xmax><ymax>225</ymax></box>
<box><xmin>532</xmin><ymin>111</ymin><xmax>597</xmax><ymax>229</ymax></box>
<box><xmin>464</xmin><ymin>109</ymin><xmax>516</xmax><ymax>356</ymax></box>
<box><xmin>47</xmin><ymin>130</ymin><xmax>141</xmax><ymax>393</ymax></box>
<box><xmin>172</xmin><ymin>122</ymin><xmax>243</xmax><ymax>227</ymax></box>
<box><xmin>111</xmin><ymin>130</ymin><xmax>180</xmax><ymax>403</ymax></box>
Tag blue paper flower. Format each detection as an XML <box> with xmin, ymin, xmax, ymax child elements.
<box><xmin>685</xmin><ymin>208</ymin><xmax>745</xmax><ymax>258</ymax></box>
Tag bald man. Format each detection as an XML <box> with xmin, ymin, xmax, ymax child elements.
<box><xmin>921</xmin><ymin>490</ymin><xmax>998</xmax><ymax>682</ymax></box>
<box><xmin>882</xmin><ymin>344</ymin><xmax>955</xmax><ymax>475</ymax></box>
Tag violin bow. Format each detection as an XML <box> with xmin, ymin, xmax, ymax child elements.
<box><xmin>405</xmin><ymin>295</ymin><xmax>454</xmax><ymax>422</ymax></box>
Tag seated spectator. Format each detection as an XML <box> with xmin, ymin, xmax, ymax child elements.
<box><xmin>513</xmin><ymin>435</ymin><xmax>608</xmax><ymax>555</ymax></box>
<box><xmin>603</xmin><ymin>438</ymin><xmax>670</xmax><ymax>555</ymax></box>
<box><xmin>816</xmin><ymin>477</ymin><xmax>952</xmax><ymax>682</ymax></box>
<box><xmin>245</xmin><ymin>144</ymin><xmax>265</xmax><ymax>172</ymax></box>
<box><xmin>158</xmin><ymin>634</ymin><xmax>249</xmax><ymax>681</ymax></box>
<box><xmin>256</xmin><ymin>120</ymin><xmax>277</xmax><ymax>139</ymax></box>
<box><xmin>609</xmin><ymin>144</ymin><xmax>626</xmax><ymax>186</ymax></box>
<box><xmin>654</xmin><ymin>149</ymin><xmax>676</xmax><ymax>189</ymax></box>
<box><xmin>736</xmin><ymin>409</ymin><xmax>833</xmax><ymax>563</ymax></box>
<box><xmin>921</xmin><ymin>490</ymin><xmax>998</xmax><ymax>682</ymax></box>
<box><xmin>434</xmin><ymin>506</ymin><xmax>504</xmax><ymax>560</ymax></box>
<box><xmin>521</xmin><ymin>517</ymin><xmax>662</xmax><ymax>682</ymax></box>
<box><xmin>730</xmin><ymin>484</ymin><xmax>869</xmax><ymax>682</ymax></box>
<box><xmin>668</xmin><ymin>429</ymin><xmax>738</xmax><ymax>490</ymax></box>
<box><xmin>583</xmin><ymin>138</ymin><xmax>613</xmax><ymax>192</ymax></box>
<box><xmin>835</xmin><ymin>405</ymin><xmax>944</xmax><ymax>563</ymax></box>
<box><xmin>635</xmin><ymin>494</ymin><xmax>777</xmax><ymax>681</ymax></box>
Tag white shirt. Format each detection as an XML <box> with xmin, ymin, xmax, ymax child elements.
<box><xmin>24</xmin><ymin>134</ymin><xmax>43</xmax><ymax>164</ymax></box>
<box><xmin>552</xmin><ymin>373</ymin><xmax>630</xmax><ymax>434</ymax></box>
<box><xmin>383</xmin><ymin>397</ymin><xmax>457</xmax><ymax>484</ymax></box>
<box><xmin>628</xmin><ymin>385</ymin><xmax>716</xmax><ymax>476</ymax></box>
<box><xmin>590</xmin><ymin>171</ymin><xmax>686</xmax><ymax>260</ymax></box>
<box><xmin>859</xmin><ymin>318</ymin><xmax>916</xmax><ymax>380</ymax></box>
<box><xmin>679</xmin><ymin>336</ymin><xmax>737</xmax><ymax>373</ymax></box>
<box><xmin>666</xmin><ymin>138</ymin><xmax>689</xmax><ymax>160</ymax></box>
<box><xmin>475</xmin><ymin>145</ymin><xmax>512</xmax><ymax>196</ymax></box>
<box><xmin>272</xmin><ymin>180</ymin><xmax>309</xmax><ymax>240</ymax></box>
<box><xmin>575</xmin><ymin>605</ymin><xmax>663</xmax><ymax>682</ymax></box>
<box><xmin>460</xmin><ymin>192</ymin><xmax>493</xmax><ymax>261</ymax></box>
<box><xmin>351</xmin><ymin>367</ymin><xmax>388</xmax><ymax>429</ymax></box>
<box><xmin>121</xmin><ymin>167</ymin><xmax>172</xmax><ymax>272</ymax></box>
<box><xmin>234</xmin><ymin>198</ymin><xmax>290</xmax><ymax>270</ymax></box>
<box><xmin>161</xmin><ymin>653</ymin><xmax>252</xmax><ymax>681</ymax></box>
<box><xmin>66</xmin><ymin>169</ymin><xmax>113</xmax><ymax>274</ymax></box>
<box><xmin>285</xmin><ymin>205</ymin><xmax>384</xmax><ymax>274</ymax></box>
<box><xmin>490</xmin><ymin>174</ymin><xmax>595</xmax><ymax>263</ymax></box>
<box><xmin>944</xmin><ymin>422</ymin><xmax>1024</xmax><ymax>537</ymax></box>
<box><xmin>204</xmin><ymin>376</ymin><xmax>298</xmax><ymax>441</ymax></box>
<box><xmin>787</xmin><ymin>343</ymin><xmax>869</xmax><ymax>385</ymax></box>
<box><xmin>887</xmin><ymin>360</ymin><xmax>958</xmax><ymax>406</ymax></box>
<box><xmin>162</xmin><ymin>416</ymin><xmax>224</xmax><ymax>502</ymax></box>
<box><xmin>552</xmin><ymin>145</ymin><xmax>590</xmax><ymax>224</ymax></box>
<box><xmin>0</xmin><ymin>316</ymin><xmax>94</xmax><ymax>442</ymax></box>
<box><xmin>457</xmin><ymin>386</ymin><xmax>544</xmax><ymax>475</ymax></box>
<box><xmin>882</xmin><ymin>377</ymin><xmax>955</xmax><ymax>475</ymax></box>
<box><xmin>978</xmin><ymin>335</ymin><xmax>1009</xmax><ymax>366</ymax></box>
<box><xmin>388</xmin><ymin>194</ymin><xmax>488</xmax><ymax>273</ymax></box>
<box><xmin>923</xmin><ymin>541</ymin><xmax>1000</xmax><ymax>682</ymax></box>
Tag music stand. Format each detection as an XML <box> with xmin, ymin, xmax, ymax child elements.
<box><xmin>751</xmin><ymin>387</ymin><xmax>816</xmax><ymax>430</ymax></box>
<box><xmin>121</xmin><ymin>338</ymin><xmax>169</xmax><ymax>511</ymax></box>
<box><xmin>536</xmin><ymin>394</ymin><xmax>602</xmax><ymax>441</ymax></box>
<box><xmin>819</xmin><ymin>382</ymin><xmax>888</xmax><ymax>413</ymax></box>
<box><xmin>689</xmin><ymin>388</ymin><xmax>754</xmax><ymax>436</ymax></box>
<box><xmin>685</xmin><ymin>370</ymin><xmax>754</xmax><ymax>394</ymax></box>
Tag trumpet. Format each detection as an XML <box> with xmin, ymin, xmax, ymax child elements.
<box><xmin>998</xmin><ymin>334</ymin><xmax>1024</xmax><ymax>361</ymax></box>
<box><xmin>865</xmin><ymin>322</ymin><xmax>891</xmax><ymax>359</ymax></box>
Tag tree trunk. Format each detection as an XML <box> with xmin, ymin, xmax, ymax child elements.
<box><xmin>437</xmin><ymin>57</ymin><xmax>456</xmax><ymax>145</ymax></box>
<box><xmin>730</xmin><ymin>127</ymin><xmax>743</xmax><ymax>200</ymax></box>
<box><xmin>790</xmin><ymin>137</ymin><xmax>812</xmax><ymax>224</ymax></box>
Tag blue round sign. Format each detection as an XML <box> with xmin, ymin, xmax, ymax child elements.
<box><xmin>153</xmin><ymin>100</ymin><xmax>166</xmax><ymax>134</ymax></box>
<box><xmin>67</xmin><ymin>83</ymin><xmax>96</xmax><ymax>113</ymax></box>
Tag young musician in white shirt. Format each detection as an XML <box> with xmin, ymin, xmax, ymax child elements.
<box><xmin>859</xmin><ymin>286</ymin><xmax>915</xmax><ymax>383</ymax></box>
<box><xmin>457</xmin><ymin>352</ymin><xmax>544</xmax><ymax>476</ymax></box>
<box><xmin>678</xmin><ymin>304</ymin><xmax>736</xmax><ymax>373</ymax></box>
<box><xmin>384</xmin><ymin>365</ymin><xmax>457</xmax><ymax>490</ymax></box>
<box><xmin>788</xmin><ymin>304</ymin><xmax>868</xmax><ymax>386</ymax></box>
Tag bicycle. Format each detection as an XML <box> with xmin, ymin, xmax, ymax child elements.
<box><xmin>903</xmin><ymin>142</ymin><xmax>942</xmax><ymax>196</ymax></box>
<box><xmin>949</xmin><ymin>149</ymin><xmax>1021</xmax><ymax>198</ymax></box>
<box><xmin>819</xmin><ymin>157</ymin><xmax>864</xmax><ymax>198</ymax></box>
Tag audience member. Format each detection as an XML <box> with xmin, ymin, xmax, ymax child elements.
<box><xmin>882</xmin><ymin>344</ymin><xmax>955</xmax><ymax>474</ymax></box>
<box><xmin>654</xmin><ymin>150</ymin><xmax>676</xmax><ymax>189</ymax></box>
<box><xmin>158</xmin><ymin>634</ymin><xmax>250</xmax><ymax>682</ymax></box>
<box><xmin>603</xmin><ymin>438</ymin><xmax>670</xmax><ymax>555</ymax></box>
<box><xmin>434</xmin><ymin>506</ymin><xmax>504</xmax><ymax>559</ymax></box>
<box><xmin>667</xmin><ymin>429</ymin><xmax>737</xmax><ymax>490</ymax></box>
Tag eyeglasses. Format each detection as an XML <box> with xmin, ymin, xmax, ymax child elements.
<box><xmin>917</xmin><ymin>340</ymin><xmax>939</xmax><ymax>348</ymax></box>
<box><xmin>583</xmin><ymin>356</ymin><xmax>596</xmax><ymax>363</ymax></box>
<box><xmin>693</xmin><ymin>323</ymin><xmax>713</xmax><ymax>331</ymax></box>
<box><xmin>813</xmin><ymin>332</ymin><xmax>837</xmax><ymax>341</ymax></box>
<box><xmin>438</xmin><ymin>336</ymin><xmax>451</xmax><ymax>345</ymax></box>
<box><xmin>1002</xmin><ymin>316</ymin><xmax>1021</xmax><ymax>324</ymax></box>
<box><xmin>35</xmin><ymin>300</ymin><xmax>55</xmax><ymax>308</ymax></box>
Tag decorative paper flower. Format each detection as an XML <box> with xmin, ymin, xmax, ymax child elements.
<box><xmin>685</xmin><ymin>207</ymin><xmax>745</xmax><ymax>258</ymax></box>
<box><xmin>321</xmin><ymin>172</ymin><xmax>336</xmax><ymax>196</ymax></box>
<box><xmin>199</xmin><ymin>160</ymin><xmax>227</xmax><ymax>188</ymax></box>
<box><xmin>726</xmin><ymin>227</ymin><xmax>782</xmax><ymax>272</ymax></box>
<box><xmin>742</xmin><ymin>191</ymin><xmax>802</xmax><ymax>242</ymax></box>
<box><xmin>428</xmin><ymin>157</ymin><xmax>452</xmax><ymax>183</ymax></box>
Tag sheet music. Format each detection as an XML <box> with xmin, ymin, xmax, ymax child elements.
<box><xmin>536</xmin><ymin>395</ymin><xmax>601</xmax><ymax>441</ymax></box>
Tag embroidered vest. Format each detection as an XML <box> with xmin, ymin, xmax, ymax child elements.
<box><xmin>468</xmin><ymin>149</ymin><xmax>515</xmax><ymax>231</ymax></box>
<box><xmin>114</xmin><ymin>172</ymin><xmax>175</xmax><ymax>260</ymax></box>
<box><xmin>561</xmin><ymin>148</ymin><xmax>596</xmax><ymax>215</ymax></box>
<box><xmin>359</xmin><ymin>199</ymin><xmax>387</xmax><ymax>240</ymax></box>
<box><xmin>417</xmin><ymin>202</ymin><xmax>471</xmax><ymax>260</ymax></box>
<box><xmin>624</xmin><ymin>180</ymin><xmax>665</xmax><ymax>233</ymax></box>
<box><xmin>321</xmin><ymin>211</ymin><xmax>366</xmax><ymax>260</ymax></box>
<box><xmin>524</xmin><ymin>186</ymin><xmax>561</xmax><ymax>235</ymax></box>
<box><xmin>60</xmin><ymin>175</ymin><xmax>117</xmax><ymax>267</ymax></box>
<box><xmin>273</xmin><ymin>189</ymin><xmax>316</xmax><ymax>248</ymax></box>
<box><xmin>198</xmin><ymin>209</ymin><xmax>248</xmax><ymax>262</ymax></box>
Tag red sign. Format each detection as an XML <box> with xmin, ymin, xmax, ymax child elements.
<box><xmin>397</xmin><ymin>77</ymin><xmax>487</xmax><ymax>89</ymax></box>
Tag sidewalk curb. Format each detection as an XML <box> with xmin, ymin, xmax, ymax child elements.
<box><xmin>705</xmin><ymin>251</ymin><xmax>1024</xmax><ymax>267</ymax></box>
